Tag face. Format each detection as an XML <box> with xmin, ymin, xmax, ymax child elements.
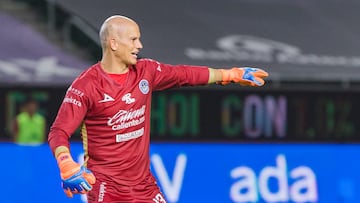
<box><xmin>25</xmin><ymin>101</ymin><xmax>38</xmax><ymax>115</ymax></box>
<box><xmin>111</xmin><ymin>23</ymin><xmax>143</xmax><ymax>66</ymax></box>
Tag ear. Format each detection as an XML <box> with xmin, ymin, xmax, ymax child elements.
<box><xmin>110</xmin><ymin>38</ymin><xmax>117</xmax><ymax>51</ymax></box>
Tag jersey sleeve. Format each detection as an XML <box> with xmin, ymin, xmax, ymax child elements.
<box><xmin>48</xmin><ymin>80</ymin><xmax>91</xmax><ymax>153</ymax></box>
<box><xmin>140</xmin><ymin>59</ymin><xmax>210</xmax><ymax>91</ymax></box>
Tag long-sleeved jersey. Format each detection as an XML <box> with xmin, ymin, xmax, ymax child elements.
<box><xmin>48</xmin><ymin>58</ymin><xmax>209</xmax><ymax>185</ymax></box>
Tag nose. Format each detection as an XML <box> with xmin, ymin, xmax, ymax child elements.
<box><xmin>137</xmin><ymin>40</ymin><xmax>143</xmax><ymax>49</ymax></box>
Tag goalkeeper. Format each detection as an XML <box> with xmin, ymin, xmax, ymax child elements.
<box><xmin>48</xmin><ymin>15</ymin><xmax>268</xmax><ymax>203</ymax></box>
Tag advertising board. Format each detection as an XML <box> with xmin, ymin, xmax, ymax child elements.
<box><xmin>0</xmin><ymin>143</ymin><xmax>359</xmax><ymax>203</ymax></box>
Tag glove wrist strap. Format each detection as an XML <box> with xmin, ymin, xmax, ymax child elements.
<box><xmin>216</xmin><ymin>68</ymin><xmax>237</xmax><ymax>85</ymax></box>
<box><xmin>57</xmin><ymin>152</ymin><xmax>80</xmax><ymax>179</ymax></box>
<box><xmin>221</xmin><ymin>69</ymin><xmax>232</xmax><ymax>82</ymax></box>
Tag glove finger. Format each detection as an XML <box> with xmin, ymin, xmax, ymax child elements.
<box><xmin>74</xmin><ymin>184</ymin><xmax>84</xmax><ymax>193</ymax></box>
<box><xmin>240</xmin><ymin>81</ymin><xmax>255</xmax><ymax>87</ymax></box>
<box><xmin>83</xmin><ymin>171</ymin><xmax>96</xmax><ymax>185</ymax></box>
<box><xmin>61</xmin><ymin>182</ymin><xmax>72</xmax><ymax>190</ymax></box>
<box><xmin>240</xmin><ymin>78</ymin><xmax>264</xmax><ymax>87</ymax></box>
<box><xmin>253</xmin><ymin>70</ymin><xmax>269</xmax><ymax>78</ymax></box>
<box><xmin>64</xmin><ymin>189</ymin><xmax>74</xmax><ymax>198</ymax></box>
<box><xmin>76</xmin><ymin>186</ymin><xmax>88</xmax><ymax>194</ymax></box>
<box><xmin>252</xmin><ymin>77</ymin><xmax>265</xmax><ymax>86</ymax></box>
<box><xmin>79</xmin><ymin>190</ymin><xmax>87</xmax><ymax>194</ymax></box>
<box><xmin>80</xmin><ymin>180</ymin><xmax>93</xmax><ymax>191</ymax></box>
<box><xmin>71</xmin><ymin>188</ymin><xmax>85</xmax><ymax>196</ymax></box>
<box><xmin>216</xmin><ymin>82</ymin><xmax>230</xmax><ymax>85</ymax></box>
<box><xmin>74</xmin><ymin>184</ymin><xmax>90</xmax><ymax>194</ymax></box>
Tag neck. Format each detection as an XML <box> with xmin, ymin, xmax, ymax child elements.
<box><xmin>27</xmin><ymin>112</ymin><xmax>35</xmax><ymax>117</ymax></box>
<box><xmin>100</xmin><ymin>55</ymin><xmax>129</xmax><ymax>74</ymax></box>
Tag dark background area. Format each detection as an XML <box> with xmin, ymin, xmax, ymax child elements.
<box><xmin>1</xmin><ymin>86</ymin><xmax>359</xmax><ymax>142</ymax></box>
<box><xmin>1</xmin><ymin>0</ymin><xmax>360</xmax><ymax>143</ymax></box>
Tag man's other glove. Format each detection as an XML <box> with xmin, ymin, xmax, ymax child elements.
<box><xmin>217</xmin><ymin>67</ymin><xmax>269</xmax><ymax>86</ymax></box>
<box><xmin>57</xmin><ymin>152</ymin><xmax>96</xmax><ymax>198</ymax></box>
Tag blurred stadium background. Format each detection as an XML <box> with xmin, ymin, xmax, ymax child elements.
<box><xmin>1</xmin><ymin>0</ymin><xmax>360</xmax><ymax>202</ymax></box>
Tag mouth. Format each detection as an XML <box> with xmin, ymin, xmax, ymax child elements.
<box><xmin>131</xmin><ymin>52</ymin><xmax>138</xmax><ymax>58</ymax></box>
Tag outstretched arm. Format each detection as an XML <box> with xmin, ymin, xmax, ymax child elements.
<box><xmin>208</xmin><ymin>68</ymin><xmax>223</xmax><ymax>84</ymax></box>
<box><xmin>208</xmin><ymin>67</ymin><xmax>269</xmax><ymax>86</ymax></box>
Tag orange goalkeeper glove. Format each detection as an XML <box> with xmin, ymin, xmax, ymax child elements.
<box><xmin>57</xmin><ymin>152</ymin><xmax>96</xmax><ymax>198</ymax></box>
<box><xmin>217</xmin><ymin>67</ymin><xmax>268</xmax><ymax>86</ymax></box>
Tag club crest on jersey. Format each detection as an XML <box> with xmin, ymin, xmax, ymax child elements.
<box><xmin>139</xmin><ymin>79</ymin><xmax>149</xmax><ymax>94</ymax></box>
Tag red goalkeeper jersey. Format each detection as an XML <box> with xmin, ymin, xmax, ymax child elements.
<box><xmin>48</xmin><ymin>58</ymin><xmax>209</xmax><ymax>185</ymax></box>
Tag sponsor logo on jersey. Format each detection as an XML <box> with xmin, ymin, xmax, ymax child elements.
<box><xmin>122</xmin><ymin>93</ymin><xmax>135</xmax><ymax>104</ymax></box>
<box><xmin>152</xmin><ymin>193</ymin><xmax>167</xmax><ymax>203</ymax></box>
<box><xmin>139</xmin><ymin>79</ymin><xmax>150</xmax><ymax>94</ymax></box>
<box><xmin>63</xmin><ymin>97</ymin><xmax>82</xmax><ymax>107</ymax></box>
<box><xmin>116</xmin><ymin>127</ymin><xmax>144</xmax><ymax>142</ymax></box>
<box><xmin>99</xmin><ymin>93</ymin><xmax>115</xmax><ymax>103</ymax></box>
<box><xmin>108</xmin><ymin>105</ymin><xmax>146</xmax><ymax>130</ymax></box>
<box><xmin>67</xmin><ymin>86</ymin><xmax>84</xmax><ymax>97</ymax></box>
<box><xmin>98</xmin><ymin>182</ymin><xmax>107</xmax><ymax>202</ymax></box>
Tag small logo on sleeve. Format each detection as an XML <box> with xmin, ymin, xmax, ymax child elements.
<box><xmin>63</xmin><ymin>97</ymin><xmax>82</xmax><ymax>107</ymax></box>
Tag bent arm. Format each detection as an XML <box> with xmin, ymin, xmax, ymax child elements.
<box><xmin>48</xmin><ymin>84</ymin><xmax>89</xmax><ymax>157</ymax></box>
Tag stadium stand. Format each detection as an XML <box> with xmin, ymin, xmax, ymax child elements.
<box><xmin>14</xmin><ymin>0</ymin><xmax>360</xmax><ymax>89</ymax></box>
<box><xmin>0</xmin><ymin>0</ymin><xmax>91</xmax><ymax>86</ymax></box>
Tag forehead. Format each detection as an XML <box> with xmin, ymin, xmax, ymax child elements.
<box><xmin>109</xmin><ymin>19</ymin><xmax>140</xmax><ymax>37</ymax></box>
<box><xmin>120</xmin><ymin>24</ymin><xmax>140</xmax><ymax>37</ymax></box>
